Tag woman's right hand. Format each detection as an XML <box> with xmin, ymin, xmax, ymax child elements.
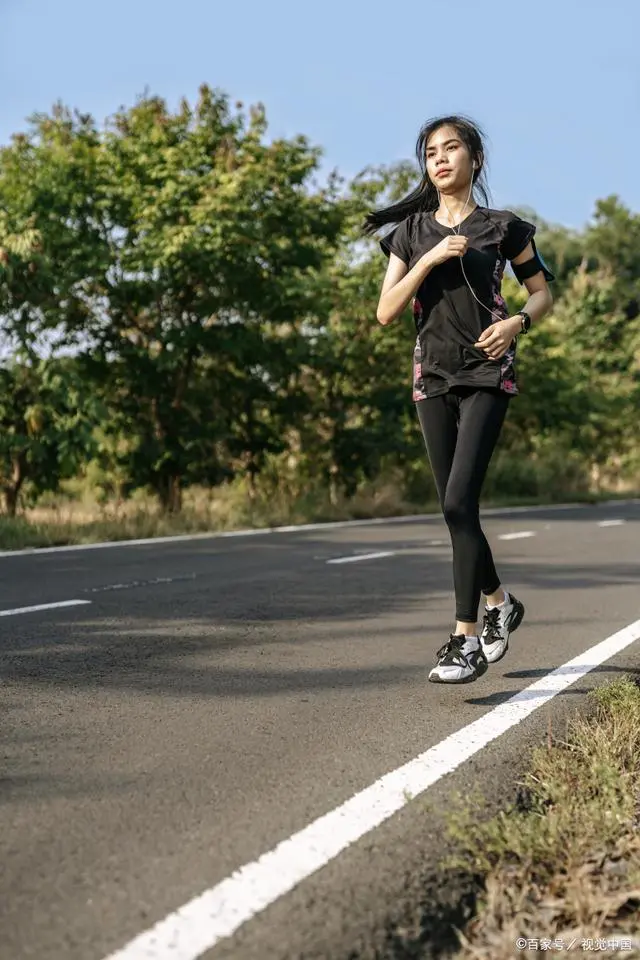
<box><xmin>376</xmin><ymin>234</ymin><xmax>468</xmax><ymax>326</ymax></box>
<box><xmin>427</xmin><ymin>235</ymin><xmax>468</xmax><ymax>266</ymax></box>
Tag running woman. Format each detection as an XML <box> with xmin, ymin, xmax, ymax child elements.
<box><xmin>364</xmin><ymin>115</ymin><xmax>554</xmax><ymax>684</ymax></box>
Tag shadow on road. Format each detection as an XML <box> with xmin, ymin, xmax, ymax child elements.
<box><xmin>1</xmin><ymin>510</ymin><xmax>638</xmax><ymax>704</ymax></box>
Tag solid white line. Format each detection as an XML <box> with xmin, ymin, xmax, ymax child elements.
<box><xmin>327</xmin><ymin>551</ymin><xmax>395</xmax><ymax>565</ymax></box>
<box><xmin>0</xmin><ymin>599</ymin><xmax>91</xmax><ymax>617</ymax></box>
<box><xmin>0</xmin><ymin>499</ymin><xmax>637</xmax><ymax>558</ymax></box>
<box><xmin>102</xmin><ymin>618</ymin><xmax>640</xmax><ymax>960</ymax></box>
<box><xmin>498</xmin><ymin>531</ymin><xmax>536</xmax><ymax>541</ymax></box>
<box><xmin>598</xmin><ymin>519</ymin><xmax>626</xmax><ymax>527</ymax></box>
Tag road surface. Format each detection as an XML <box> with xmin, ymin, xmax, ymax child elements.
<box><xmin>2</xmin><ymin>501</ymin><xmax>639</xmax><ymax>959</ymax></box>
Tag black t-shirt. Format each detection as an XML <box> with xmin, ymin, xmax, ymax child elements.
<box><xmin>380</xmin><ymin>206</ymin><xmax>554</xmax><ymax>400</ymax></box>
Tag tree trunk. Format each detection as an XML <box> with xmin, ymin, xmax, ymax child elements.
<box><xmin>244</xmin><ymin>397</ymin><xmax>259</xmax><ymax>499</ymax></box>
<box><xmin>150</xmin><ymin>397</ymin><xmax>182</xmax><ymax>513</ymax></box>
<box><xmin>158</xmin><ymin>474</ymin><xmax>182</xmax><ymax>514</ymax></box>
<box><xmin>246</xmin><ymin>457</ymin><xmax>258</xmax><ymax>498</ymax></box>
<box><xmin>3</xmin><ymin>485</ymin><xmax>19</xmax><ymax>517</ymax></box>
<box><xmin>3</xmin><ymin>455</ymin><xmax>26</xmax><ymax>517</ymax></box>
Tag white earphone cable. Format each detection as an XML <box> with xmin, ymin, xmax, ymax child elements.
<box><xmin>439</xmin><ymin>170</ymin><xmax>504</xmax><ymax>325</ymax></box>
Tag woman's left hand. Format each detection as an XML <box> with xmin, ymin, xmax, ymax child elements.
<box><xmin>474</xmin><ymin>317</ymin><xmax>521</xmax><ymax>360</ymax></box>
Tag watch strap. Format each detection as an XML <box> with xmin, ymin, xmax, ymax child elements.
<box><xmin>517</xmin><ymin>310</ymin><xmax>531</xmax><ymax>333</ymax></box>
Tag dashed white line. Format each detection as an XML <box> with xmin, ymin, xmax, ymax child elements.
<box><xmin>0</xmin><ymin>599</ymin><xmax>91</xmax><ymax>617</ymax></box>
<box><xmin>498</xmin><ymin>531</ymin><xmax>536</xmax><ymax>541</ymax></box>
<box><xmin>102</xmin><ymin>618</ymin><xmax>640</xmax><ymax>960</ymax></box>
<box><xmin>597</xmin><ymin>519</ymin><xmax>626</xmax><ymax>527</ymax></box>
<box><xmin>83</xmin><ymin>574</ymin><xmax>197</xmax><ymax>594</ymax></box>
<box><xmin>327</xmin><ymin>551</ymin><xmax>396</xmax><ymax>565</ymax></box>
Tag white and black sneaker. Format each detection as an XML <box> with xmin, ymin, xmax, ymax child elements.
<box><xmin>428</xmin><ymin>634</ymin><xmax>488</xmax><ymax>684</ymax></box>
<box><xmin>480</xmin><ymin>592</ymin><xmax>525</xmax><ymax>664</ymax></box>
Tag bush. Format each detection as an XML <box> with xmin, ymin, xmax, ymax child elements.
<box><xmin>484</xmin><ymin>444</ymin><xmax>592</xmax><ymax>502</ymax></box>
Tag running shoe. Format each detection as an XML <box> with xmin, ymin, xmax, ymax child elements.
<box><xmin>428</xmin><ymin>634</ymin><xmax>488</xmax><ymax>684</ymax></box>
<box><xmin>480</xmin><ymin>592</ymin><xmax>525</xmax><ymax>663</ymax></box>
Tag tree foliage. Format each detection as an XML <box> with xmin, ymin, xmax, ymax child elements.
<box><xmin>0</xmin><ymin>88</ymin><xmax>638</xmax><ymax>517</ymax></box>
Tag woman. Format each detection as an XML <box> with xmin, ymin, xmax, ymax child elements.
<box><xmin>364</xmin><ymin>115</ymin><xmax>554</xmax><ymax>684</ymax></box>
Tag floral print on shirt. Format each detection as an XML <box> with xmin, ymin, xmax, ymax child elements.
<box><xmin>411</xmin><ymin>299</ymin><xmax>427</xmax><ymax>401</ymax></box>
<box><xmin>491</xmin><ymin>255</ymin><xmax>519</xmax><ymax>396</ymax></box>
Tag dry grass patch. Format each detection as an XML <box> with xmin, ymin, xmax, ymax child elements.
<box><xmin>445</xmin><ymin>677</ymin><xmax>640</xmax><ymax>958</ymax></box>
<box><xmin>0</xmin><ymin>480</ymin><xmax>636</xmax><ymax>552</ymax></box>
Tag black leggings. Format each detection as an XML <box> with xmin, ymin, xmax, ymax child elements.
<box><xmin>416</xmin><ymin>387</ymin><xmax>510</xmax><ymax>623</ymax></box>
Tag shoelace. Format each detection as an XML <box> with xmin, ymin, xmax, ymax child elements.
<box><xmin>482</xmin><ymin>607</ymin><xmax>501</xmax><ymax>643</ymax></box>
<box><xmin>435</xmin><ymin>634</ymin><xmax>466</xmax><ymax>661</ymax></box>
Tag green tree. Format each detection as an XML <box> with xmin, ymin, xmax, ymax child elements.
<box><xmin>585</xmin><ymin>195</ymin><xmax>640</xmax><ymax>312</ymax></box>
<box><xmin>0</xmin><ymin>87</ymin><xmax>345</xmax><ymax>511</ymax></box>
<box><xmin>0</xmin><ymin>358</ymin><xmax>99</xmax><ymax>515</ymax></box>
<box><xmin>287</xmin><ymin>162</ymin><xmax>425</xmax><ymax>503</ymax></box>
<box><xmin>0</xmin><ymin>104</ymin><xmax>108</xmax><ymax>352</ymax></box>
<box><xmin>551</xmin><ymin>266</ymin><xmax>640</xmax><ymax>481</ymax></box>
<box><xmin>2</xmin><ymin>89</ymin><xmax>638</xmax><ymax>522</ymax></box>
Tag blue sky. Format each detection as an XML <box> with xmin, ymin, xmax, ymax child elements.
<box><xmin>2</xmin><ymin>0</ymin><xmax>638</xmax><ymax>230</ymax></box>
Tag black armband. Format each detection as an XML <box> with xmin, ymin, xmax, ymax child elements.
<box><xmin>512</xmin><ymin>256</ymin><xmax>544</xmax><ymax>282</ymax></box>
<box><xmin>511</xmin><ymin>241</ymin><xmax>555</xmax><ymax>284</ymax></box>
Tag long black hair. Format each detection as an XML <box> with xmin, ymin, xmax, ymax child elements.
<box><xmin>362</xmin><ymin>114</ymin><xmax>491</xmax><ymax>235</ymax></box>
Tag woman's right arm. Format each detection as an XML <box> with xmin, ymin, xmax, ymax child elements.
<box><xmin>376</xmin><ymin>235</ymin><xmax>469</xmax><ymax>326</ymax></box>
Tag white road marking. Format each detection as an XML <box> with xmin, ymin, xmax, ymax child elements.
<box><xmin>327</xmin><ymin>551</ymin><xmax>395</xmax><ymax>565</ymax></box>
<box><xmin>102</xmin><ymin>618</ymin><xmax>640</xmax><ymax>960</ymax></box>
<box><xmin>498</xmin><ymin>531</ymin><xmax>536</xmax><ymax>541</ymax></box>
<box><xmin>0</xmin><ymin>499</ymin><xmax>637</xmax><ymax>558</ymax></box>
<box><xmin>597</xmin><ymin>519</ymin><xmax>626</xmax><ymax>527</ymax></box>
<box><xmin>0</xmin><ymin>599</ymin><xmax>91</xmax><ymax>617</ymax></box>
<box><xmin>83</xmin><ymin>574</ymin><xmax>197</xmax><ymax>594</ymax></box>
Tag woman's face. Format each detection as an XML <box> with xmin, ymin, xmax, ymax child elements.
<box><xmin>425</xmin><ymin>125</ymin><xmax>474</xmax><ymax>194</ymax></box>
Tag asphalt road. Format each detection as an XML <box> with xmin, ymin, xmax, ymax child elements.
<box><xmin>2</xmin><ymin>501</ymin><xmax>639</xmax><ymax>960</ymax></box>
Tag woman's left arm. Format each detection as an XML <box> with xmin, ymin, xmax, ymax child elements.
<box><xmin>475</xmin><ymin>242</ymin><xmax>554</xmax><ymax>360</ymax></box>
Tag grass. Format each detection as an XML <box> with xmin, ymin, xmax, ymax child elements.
<box><xmin>0</xmin><ymin>475</ymin><xmax>638</xmax><ymax>552</ymax></box>
<box><xmin>1</xmin><ymin>477</ymin><xmax>435</xmax><ymax>550</ymax></box>
<box><xmin>442</xmin><ymin>677</ymin><xmax>640</xmax><ymax>958</ymax></box>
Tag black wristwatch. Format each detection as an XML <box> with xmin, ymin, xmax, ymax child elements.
<box><xmin>517</xmin><ymin>310</ymin><xmax>531</xmax><ymax>334</ymax></box>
